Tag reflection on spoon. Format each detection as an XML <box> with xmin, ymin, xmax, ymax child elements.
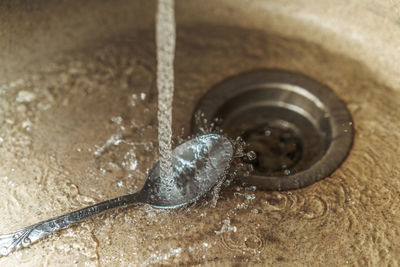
<box><xmin>0</xmin><ymin>134</ymin><xmax>234</xmax><ymax>256</ymax></box>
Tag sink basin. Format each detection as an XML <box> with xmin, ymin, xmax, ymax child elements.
<box><xmin>0</xmin><ymin>0</ymin><xmax>399</xmax><ymax>265</ymax></box>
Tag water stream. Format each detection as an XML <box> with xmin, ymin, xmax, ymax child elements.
<box><xmin>156</xmin><ymin>0</ymin><xmax>176</xmax><ymax>184</ymax></box>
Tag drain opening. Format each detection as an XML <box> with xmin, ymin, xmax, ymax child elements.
<box><xmin>192</xmin><ymin>70</ymin><xmax>353</xmax><ymax>190</ymax></box>
<box><xmin>243</xmin><ymin>124</ymin><xmax>303</xmax><ymax>176</ymax></box>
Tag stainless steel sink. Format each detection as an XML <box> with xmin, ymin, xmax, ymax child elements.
<box><xmin>0</xmin><ymin>0</ymin><xmax>399</xmax><ymax>265</ymax></box>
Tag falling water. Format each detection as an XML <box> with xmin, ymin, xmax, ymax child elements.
<box><xmin>156</xmin><ymin>0</ymin><xmax>175</xmax><ymax>182</ymax></box>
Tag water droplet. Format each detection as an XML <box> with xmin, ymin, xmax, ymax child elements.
<box><xmin>111</xmin><ymin>116</ymin><xmax>123</xmax><ymax>124</ymax></box>
<box><xmin>130</xmin><ymin>94</ymin><xmax>138</xmax><ymax>106</ymax></box>
<box><xmin>246</xmin><ymin>151</ymin><xmax>257</xmax><ymax>161</ymax></box>
<box><xmin>245</xmin><ymin>194</ymin><xmax>255</xmax><ymax>200</ymax></box>
<box><xmin>16</xmin><ymin>90</ymin><xmax>36</xmax><ymax>103</ymax></box>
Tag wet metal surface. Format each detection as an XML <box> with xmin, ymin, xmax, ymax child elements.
<box><xmin>192</xmin><ymin>70</ymin><xmax>354</xmax><ymax>190</ymax></box>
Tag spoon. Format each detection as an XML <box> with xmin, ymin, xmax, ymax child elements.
<box><xmin>0</xmin><ymin>133</ymin><xmax>234</xmax><ymax>256</ymax></box>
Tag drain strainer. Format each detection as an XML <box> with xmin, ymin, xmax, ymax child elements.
<box><xmin>192</xmin><ymin>70</ymin><xmax>353</xmax><ymax>190</ymax></box>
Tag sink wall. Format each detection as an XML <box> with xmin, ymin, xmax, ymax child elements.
<box><xmin>2</xmin><ymin>0</ymin><xmax>400</xmax><ymax>88</ymax></box>
<box><xmin>0</xmin><ymin>0</ymin><xmax>155</xmax><ymax>84</ymax></box>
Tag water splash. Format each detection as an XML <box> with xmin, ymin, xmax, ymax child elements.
<box><xmin>156</xmin><ymin>0</ymin><xmax>176</xmax><ymax>184</ymax></box>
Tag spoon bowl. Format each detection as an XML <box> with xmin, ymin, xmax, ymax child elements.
<box><xmin>0</xmin><ymin>134</ymin><xmax>234</xmax><ymax>256</ymax></box>
<box><xmin>143</xmin><ymin>134</ymin><xmax>234</xmax><ymax>208</ymax></box>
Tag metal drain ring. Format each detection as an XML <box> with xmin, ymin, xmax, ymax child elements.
<box><xmin>192</xmin><ymin>69</ymin><xmax>353</xmax><ymax>190</ymax></box>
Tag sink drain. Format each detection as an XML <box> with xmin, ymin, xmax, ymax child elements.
<box><xmin>192</xmin><ymin>70</ymin><xmax>353</xmax><ymax>190</ymax></box>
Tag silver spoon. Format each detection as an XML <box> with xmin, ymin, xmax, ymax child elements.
<box><xmin>0</xmin><ymin>133</ymin><xmax>234</xmax><ymax>256</ymax></box>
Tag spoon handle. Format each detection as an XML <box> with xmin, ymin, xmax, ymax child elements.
<box><xmin>0</xmin><ymin>192</ymin><xmax>143</xmax><ymax>256</ymax></box>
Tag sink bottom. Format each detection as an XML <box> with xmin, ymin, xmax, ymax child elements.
<box><xmin>0</xmin><ymin>24</ymin><xmax>399</xmax><ymax>266</ymax></box>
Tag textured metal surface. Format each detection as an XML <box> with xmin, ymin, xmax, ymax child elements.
<box><xmin>193</xmin><ymin>70</ymin><xmax>353</xmax><ymax>190</ymax></box>
<box><xmin>0</xmin><ymin>194</ymin><xmax>142</xmax><ymax>256</ymax></box>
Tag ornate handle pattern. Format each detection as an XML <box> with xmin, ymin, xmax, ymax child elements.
<box><xmin>0</xmin><ymin>193</ymin><xmax>143</xmax><ymax>256</ymax></box>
